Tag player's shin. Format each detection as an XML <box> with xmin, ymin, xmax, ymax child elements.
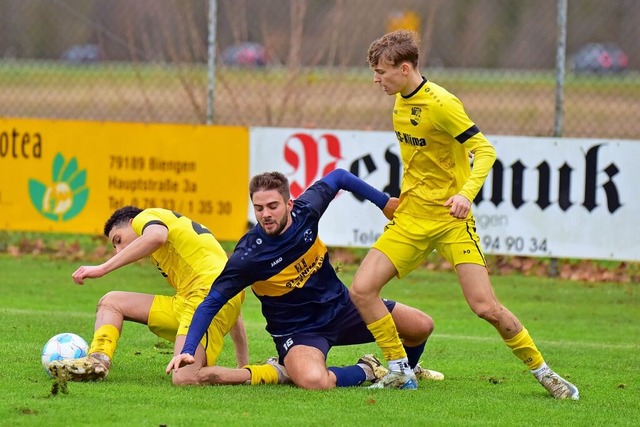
<box><xmin>366</xmin><ymin>313</ymin><xmax>410</xmax><ymax>372</ymax></box>
<box><xmin>328</xmin><ymin>366</ymin><xmax>367</xmax><ymax>387</ymax></box>
<box><xmin>504</xmin><ymin>327</ymin><xmax>544</xmax><ymax>370</ymax></box>
<box><xmin>88</xmin><ymin>324</ymin><xmax>120</xmax><ymax>362</ymax></box>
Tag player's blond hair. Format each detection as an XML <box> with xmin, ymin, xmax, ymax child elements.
<box><xmin>367</xmin><ymin>30</ymin><xmax>420</xmax><ymax>68</ymax></box>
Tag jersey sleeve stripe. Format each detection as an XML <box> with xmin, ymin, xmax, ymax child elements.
<box><xmin>455</xmin><ymin>124</ymin><xmax>480</xmax><ymax>143</ymax></box>
<box><xmin>141</xmin><ymin>220</ymin><xmax>167</xmax><ymax>234</ymax></box>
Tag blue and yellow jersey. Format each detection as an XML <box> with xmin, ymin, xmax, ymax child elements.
<box><xmin>393</xmin><ymin>78</ymin><xmax>496</xmax><ymax>220</ymax></box>
<box><xmin>210</xmin><ymin>180</ymin><xmax>351</xmax><ymax>337</ymax></box>
<box><xmin>180</xmin><ymin>169</ymin><xmax>390</xmax><ymax>356</ymax></box>
<box><xmin>131</xmin><ymin>208</ymin><xmax>228</xmax><ymax>300</ymax></box>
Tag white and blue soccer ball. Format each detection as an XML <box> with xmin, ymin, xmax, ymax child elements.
<box><xmin>41</xmin><ymin>332</ymin><xmax>89</xmax><ymax>375</ymax></box>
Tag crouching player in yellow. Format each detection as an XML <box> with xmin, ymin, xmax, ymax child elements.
<box><xmin>48</xmin><ymin>206</ymin><xmax>288</xmax><ymax>386</ymax></box>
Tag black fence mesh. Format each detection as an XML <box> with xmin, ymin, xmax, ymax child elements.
<box><xmin>1</xmin><ymin>0</ymin><xmax>638</xmax><ymax>139</ymax></box>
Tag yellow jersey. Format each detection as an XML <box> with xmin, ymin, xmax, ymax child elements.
<box><xmin>131</xmin><ymin>208</ymin><xmax>227</xmax><ymax>300</ymax></box>
<box><xmin>392</xmin><ymin>78</ymin><xmax>496</xmax><ymax>220</ymax></box>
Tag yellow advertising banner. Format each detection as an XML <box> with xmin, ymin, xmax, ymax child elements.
<box><xmin>0</xmin><ymin>118</ymin><xmax>249</xmax><ymax>241</ymax></box>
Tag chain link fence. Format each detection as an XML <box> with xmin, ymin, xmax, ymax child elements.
<box><xmin>1</xmin><ymin>0</ymin><xmax>638</xmax><ymax>139</ymax></box>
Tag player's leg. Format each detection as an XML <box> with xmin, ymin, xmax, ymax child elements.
<box><xmin>49</xmin><ymin>291</ymin><xmax>154</xmax><ymax>381</ymax></box>
<box><xmin>350</xmin><ymin>249</ymin><xmax>411</xmax><ymax>373</ymax></box>
<box><xmin>283</xmin><ymin>341</ymin><xmax>377</xmax><ymax>389</ymax></box>
<box><xmin>390</xmin><ymin>302</ymin><xmax>444</xmax><ymax>381</ymax></box>
<box><xmin>350</xmin><ymin>218</ymin><xmax>430</xmax><ymax>388</ymax></box>
<box><xmin>456</xmin><ymin>264</ymin><xmax>523</xmax><ymax>338</ymax></box>
<box><xmin>442</xmin><ymin>220</ymin><xmax>578</xmax><ymax>399</ymax></box>
<box><xmin>456</xmin><ymin>263</ymin><xmax>578</xmax><ymax>399</ymax></box>
<box><xmin>170</xmin><ymin>335</ymin><xmax>251</xmax><ymax>385</ymax></box>
<box><xmin>91</xmin><ymin>291</ymin><xmax>154</xmax><ymax>359</ymax></box>
<box><xmin>285</xmin><ymin>345</ymin><xmax>336</xmax><ymax>389</ymax></box>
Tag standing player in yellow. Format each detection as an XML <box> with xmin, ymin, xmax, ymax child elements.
<box><xmin>349</xmin><ymin>30</ymin><xmax>579</xmax><ymax>399</ymax></box>
<box><xmin>48</xmin><ymin>206</ymin><xmax>288</xmax><ymax>386</ymax></box>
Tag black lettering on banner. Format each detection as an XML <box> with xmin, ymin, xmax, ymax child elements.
<box><xmin>216</xmin><ymin>200</ymin><xmax>232</xmax><ymax>215</ymax></box>
<box><xmin>476</xmin><ymin>143</ymin><xmax>621</xmax><ymax>213</ymax></box>
<box><xmin>0</xmin><ymin>128</ymin><xmax>42</xmax><ymax>159</ymax></box>
<box><xmin>348</xmin><ymin>145</ymin><xmax>402</xmax><ymax>203</ymax></box>
<box><xmin>536</xmin><ymin>162</ymin><xmax>551</xmax><ymax>209</ymax></box>
<box><xmin>511</xmin><ymin>160</ymin><xmax>525</xmax><ymax>208</ymax></box>
<box><xmin>482</xmin><ymin>235</ymin><xmax>549</xmax><ymax>254</ymax></box>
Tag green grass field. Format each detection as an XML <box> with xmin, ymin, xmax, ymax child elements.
<box><xmin>1</xmin><ymin>254</ymin><xmax>638</xmax><ymax>426</ymax></box>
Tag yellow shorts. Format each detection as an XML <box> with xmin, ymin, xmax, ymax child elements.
<box><xmin>373</xmin><ymin>214</ymin><xmax>486</xmax><ymax>278</ymax></box>
<box><xmin>147</xmin><ymin>290</ymin><xmax>245</xmax><ymax>366</ymax></box>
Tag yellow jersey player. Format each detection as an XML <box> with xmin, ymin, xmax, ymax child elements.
<box><xmin>48</xmin><ymin>206</ymin><xmax>287</xmax><ymax>386</ymax></box>
<box><xmin>349</xmin><ymin>30</ymin><xmax>579</xmax><ymax>399</ymax></box>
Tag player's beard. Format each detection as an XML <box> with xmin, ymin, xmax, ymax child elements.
<box><xmin>261</xmin><ymin>208</ymin><xmax>290</xmax><ymax>236</ymax></box>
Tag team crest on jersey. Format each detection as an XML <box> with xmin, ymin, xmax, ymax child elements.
<box><xmin>410</xmin><ymin>107</ymin><xmax>422</xmax><ymax>126</ymax></box>
<box><xmin>303</xmin><ymin>229</ymin><xmax>314</xmax><ymax>243</ymax></box>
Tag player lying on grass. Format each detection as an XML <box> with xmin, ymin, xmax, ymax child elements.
<box><xmin>48</xmin><ymin>206</ymin><xmax>289</xmax><ymax>386</ymax></box>
<box><xmin>347</xmin><ymin>29</ymin><xmax>579</xmax><ymax>398</ymax></box>
<box><xmin>166</xmin><ymin>169</ymin><xmax>444</xmax><ymax>389</ymax></box>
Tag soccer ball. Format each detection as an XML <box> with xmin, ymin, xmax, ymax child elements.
<box><xmin>41</xmin><ymin>332</ymin><xmax>89</xmax><ymax>376</ymax></box>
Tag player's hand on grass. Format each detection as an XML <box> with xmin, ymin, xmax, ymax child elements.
<box><xmin>72</xmin><ymin>265</ymin><xmax>107</xmax><ymax>285</ymax></box>
<box><xmin>444</xmin><ymin>194</ymin><xmax>471</xmax><ymax>219</ymax></box>
<box><xmin>166</xmin><ymin>353</ymin><xmax>195</xmax><ymax>374</ymax></box>
<box><xmin>383</xmin><ymin>197</ymin><xmax>400</xmax><ymax>220</ymax></box>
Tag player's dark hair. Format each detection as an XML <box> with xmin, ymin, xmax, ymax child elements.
<box><xmin>249</xmin><ymin>171</ymin><xmax>290</xmax><ymax>201</ymax></box>
<box><xmin>367</xmin><ymin>29</ymin><xmax>420</xmax><ymax>68</ymax></box>
<box><xmin>103</xmin><ymin>206</ymin><xmax>143</xmax><ymax>237</ymax></box>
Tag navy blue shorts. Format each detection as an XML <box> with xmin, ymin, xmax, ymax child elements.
<box><xmin>272</xmin><ymin>299</ymin><xmax>396</xmax><ymax>363</ymax></box>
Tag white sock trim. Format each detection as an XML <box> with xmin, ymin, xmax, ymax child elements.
<box><xmin>388</xmin><ymin>358</ymin><xmax>410</xmax><ymax>373</ymax></box>
<box><xmin>531</xmin><ymin>362</ymin><xmax>551</xmax><ymax>378</ymax></box>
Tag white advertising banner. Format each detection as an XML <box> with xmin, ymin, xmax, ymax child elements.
<box><xmin>249</xmin><ymin>127</ymin><xmax>640</xmax><ymax>262</ymax></box>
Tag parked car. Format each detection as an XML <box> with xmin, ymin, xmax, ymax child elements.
<box><xmin>61</xmin><ymin>44</ymin><xmax>103</xmax><ymax>63</ymax></box>
<box><xmin>222</xmin><ymin>42</ymin><xmax>267</xmax><ymax>67</ymax></box>
<box><xmin>572</xmin><ymin>43</ymin><xmax>628</xmax><ymax>74</ymax></box>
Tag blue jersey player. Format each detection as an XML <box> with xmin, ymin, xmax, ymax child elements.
<box><xmin>166</xmin><ymin>169</ymin><xmax>443</xmax><ymax>389</ymax></box>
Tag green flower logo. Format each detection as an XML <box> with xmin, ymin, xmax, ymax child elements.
<box><xmin>28</xmin><ymin>153</ymin><xmax>89</xmax><ymax>221</ymax></box>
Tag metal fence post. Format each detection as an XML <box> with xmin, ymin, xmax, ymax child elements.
<box><xmin>549</xmin><ymin>0</ymin><xmax>568</xmax><ymax>278</ymax></box>
<box><xmin>206</xmin><ymin>0</ymin><xmax>217</xmax><ymax>125</ymax></box>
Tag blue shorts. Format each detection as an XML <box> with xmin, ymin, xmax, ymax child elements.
<box><xmin>272</xmin><ymin>299</ymin><xmax>396</xmax><ymax>363</ymax></box>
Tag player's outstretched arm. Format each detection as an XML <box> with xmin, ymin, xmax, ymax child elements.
<box><xmin>71</xmin><ymin>224</ymin><xmax>167</xmax><ymax>285</ymax></box>
<box><xmin>322</xmin><ymin>168</ymin><xmax>390</xmax><ymax>211</ymax></box>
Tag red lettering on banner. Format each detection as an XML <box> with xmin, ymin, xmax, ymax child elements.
<box><xmin>284</xmin><ymin>133</ymin><xmax>343</xmax><ymax>198</ymax></box>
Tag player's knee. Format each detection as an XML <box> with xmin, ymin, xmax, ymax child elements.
<box><xmin>97</xmin><ymin>291</ymin><xmax>120</xmax><ymax>312</ymax></box>
<box><xmin>471</xmin><ymin>302</ymin><xmax>501</xmax><ymax>323</ymax></box>
<box><xmin>400</xmin><ymin>312</ymin><xmax>434</xmax><ymax>343</ymax></box>
<box><xmin>349</xmin><ymin>284</ymin><xmax>374</xmax><ymax>307</ymax></box>
<box><xmin>292</xmin><ymin>370</ymin><xmax>333</xmax><ymax>390</ymax></box>
<box><xmin>419</xmin><ymin>313</ymin><xmax>435</xmax><ymax>338</ymax></box>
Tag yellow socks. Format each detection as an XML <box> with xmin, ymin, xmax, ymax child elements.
<box><xmin>243</xmin><ymin>364</ymin><xmax>279</xmax><ymax>385</ymax></box>
<box><xmin>88</xmin><ymin>324</ymin><xmax>120</xmax><ymax>360</ymax></box>
<box><xmin>367</xmin><ymin>313</ymin><xmax>407</xmax><ymax>361</ymax></box>
<box><xmin>504</xmin><ymin>327</ymin><xmax>544</xmax><ymax>370</ymax></box>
